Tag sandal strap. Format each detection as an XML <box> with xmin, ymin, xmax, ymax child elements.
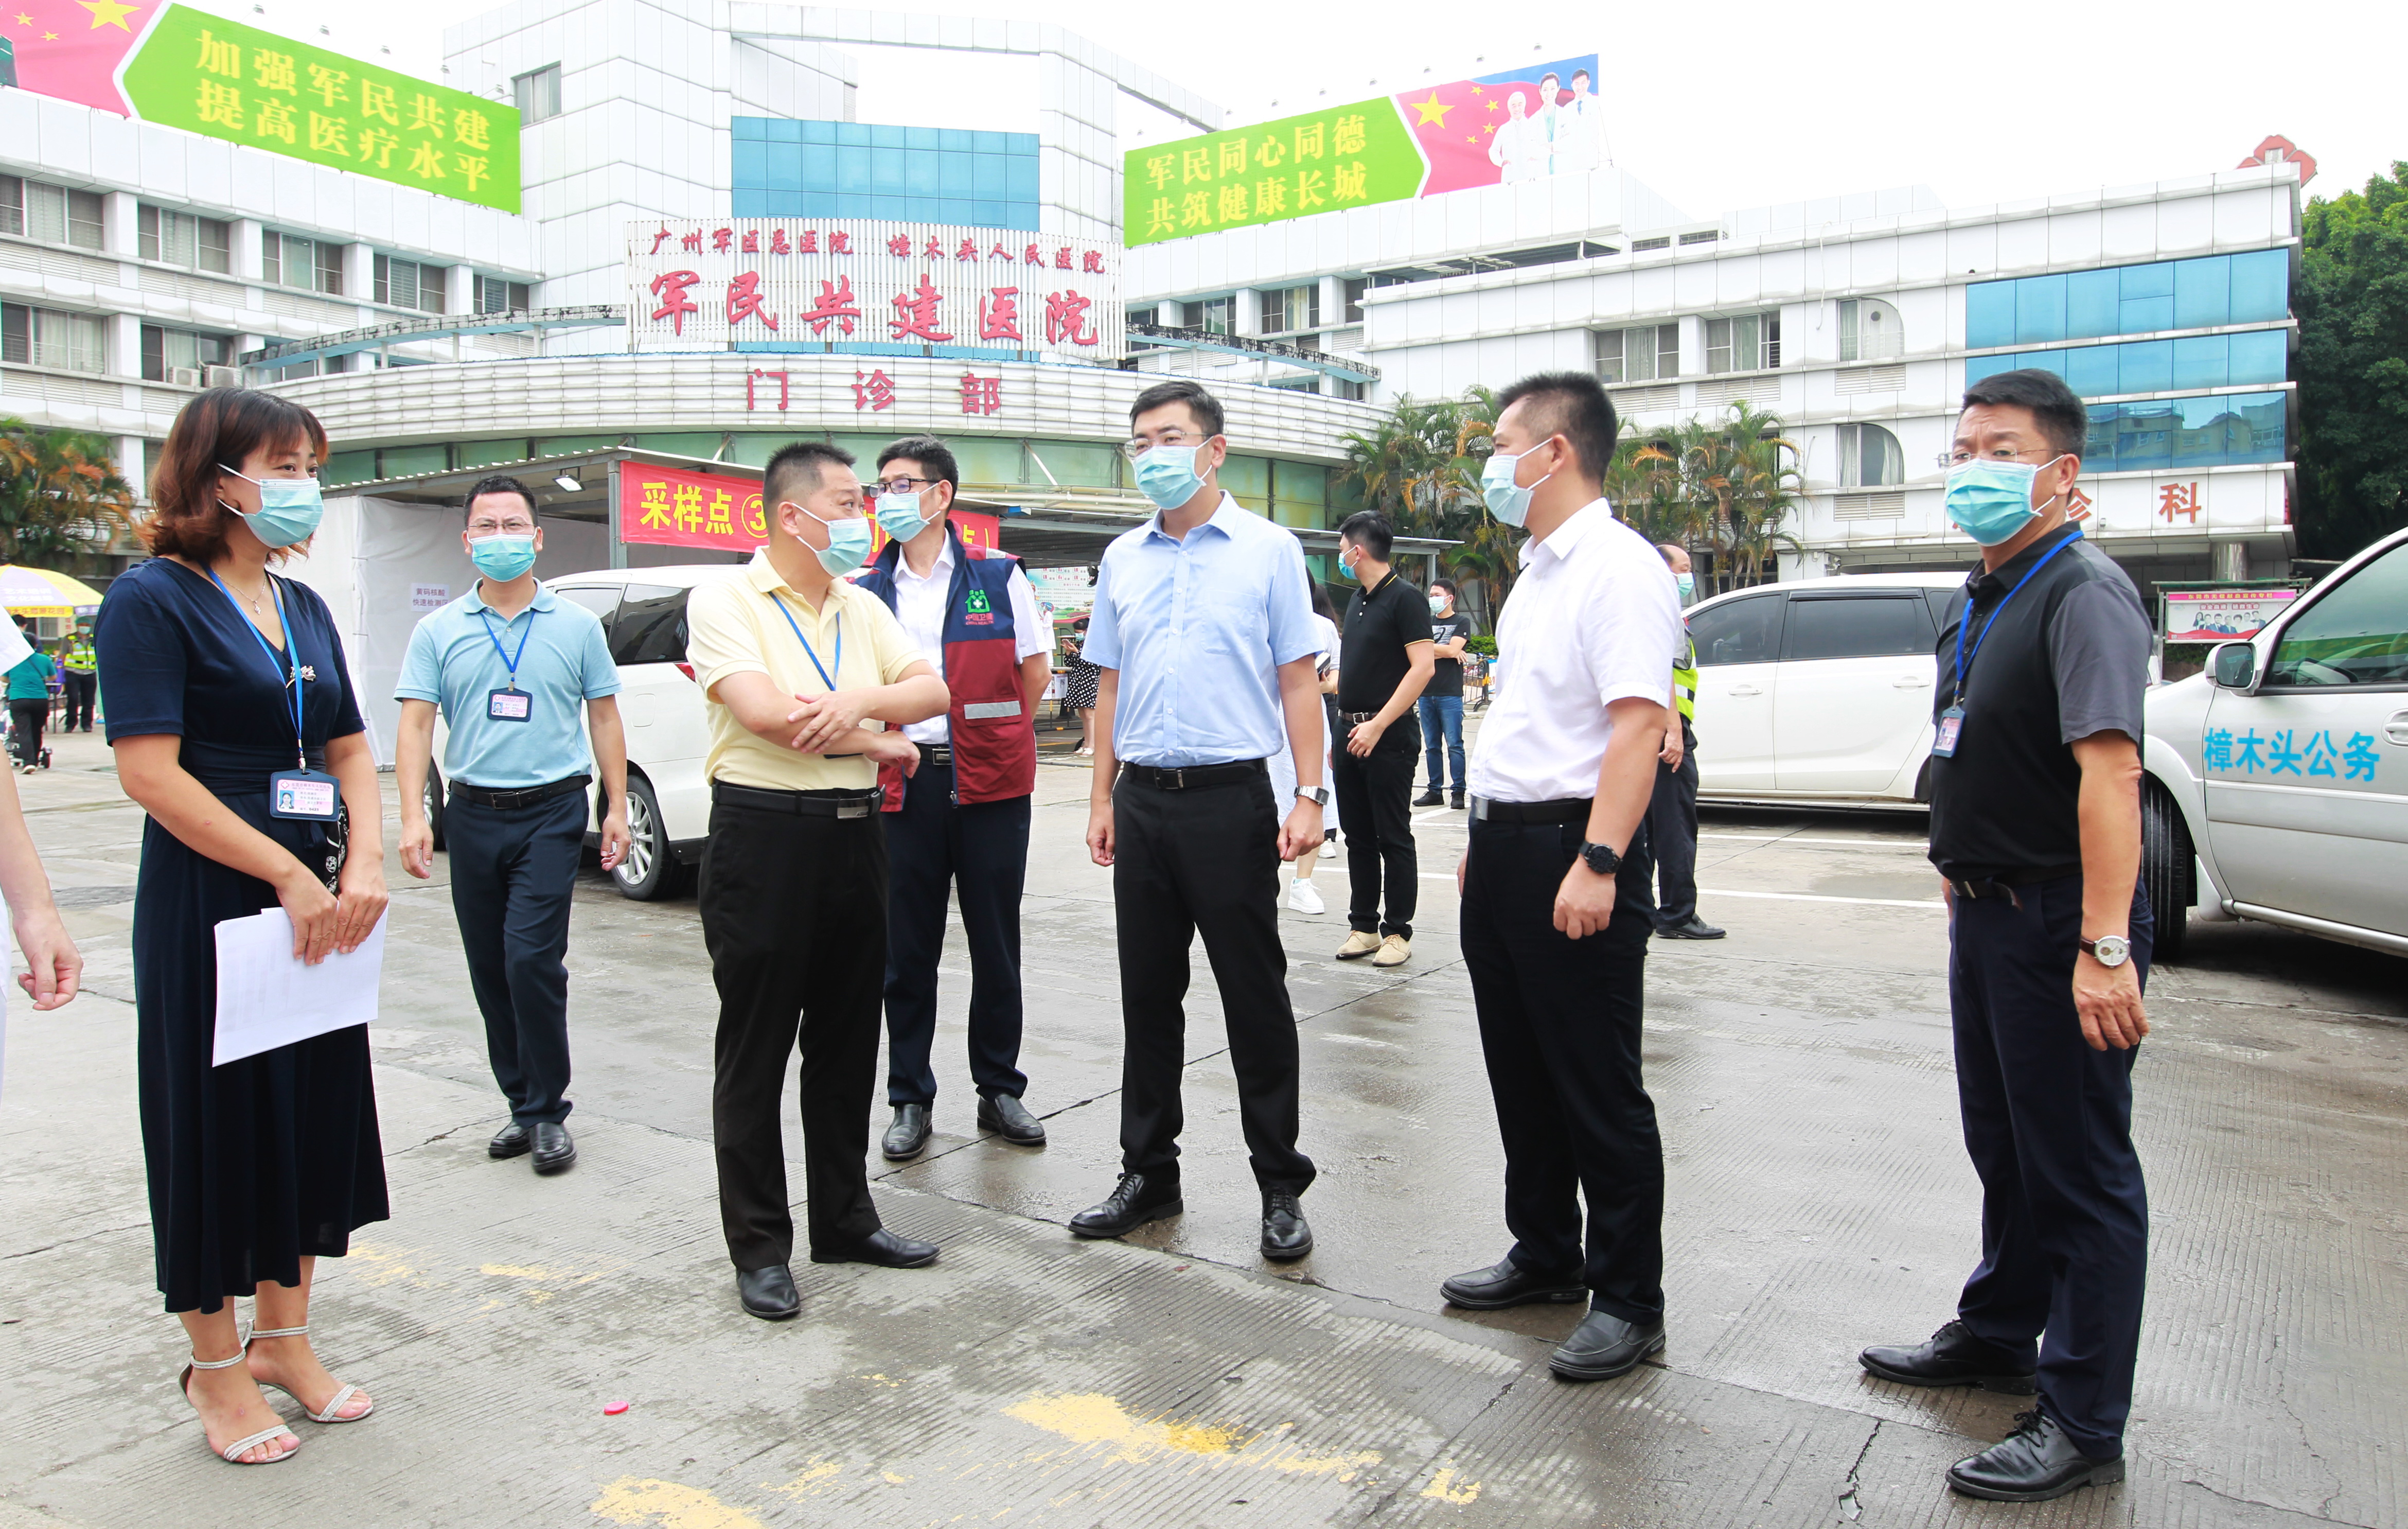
<box><xmin>187</xmin><ymin>1350</ymin><xmax>247</xmax><ymax>1371</ymax></box>
<box><xmin>246</xmin><ymin>1324</ymin><xmax>309</xmax><ymax>1340</ymax></box>
<box><xmin>306</xmin><ymin>1383</ymin><xmax>361</xmax><ymax>1423</ymax></box>
<box><xmin>217</xmin><ymin>1423</ymin><xmax>297</xmax><ymax>1463</ymax></box>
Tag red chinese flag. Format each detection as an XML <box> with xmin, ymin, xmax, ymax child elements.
<box><xmin>1395</xmin><ymin>73</ymin><xmax>1559</xmax><ymax>198</ymax></box>
<box><xmin>9</xmin><ymin>0</ymin><xmax>160</xmax><ymax>117</ymax></box>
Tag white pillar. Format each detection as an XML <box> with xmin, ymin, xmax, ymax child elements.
<box><xmin>1154</xmin><ymin>298</ymin><xmax>1182</xmax><ymax>328</ymax></box>
<box><xmin>117</xmin><ymin>434</ymin><xmax>147</xmax><ymax>499</ymax></box>
<box><xmin>343</xmin><ymin>242</ymin><xmax>375</xmax><ymax>306</ymax></box>
<box><xmin>108</xmin><ymin>312</ymin><xmax>143</xmax><ymax>379</ymax></box>
<box><xmin>1235</xmin><ymin>287</ymin><xmax>1263</xmax><ymax>337</ymax></box>
<box><xmin>447</xmin><ymin>263</ymin><xmax>476</xmax><ymax>315</ymax></box>
<box><xmin>1317</xmin><ymin>273</ymin><xmax>1344</xmax><ymax>334</ymax></box>
<box><xmin>102</xmin><ymin>190</ymin><xmax>139</xmax><ymax>257</ymax></box>
<box><xmin>2212</xmin><ymin>541</ymin><xmax>2248</xmax><ymax>582</ymax></box>
<box><xmin>233</xmin><ymin>219</ymin><xmax>265</xmax><ymax>282</ymax></box>
<box><xmin>1676</xmin><ymin>314</ymin><xmax>1705</xmax><ymax>378</ymax></box>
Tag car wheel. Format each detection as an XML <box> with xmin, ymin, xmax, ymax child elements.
<box><xmin>2140</xmin><ymin>782</ymin><xmax>2194</xmax><ymax>964</ymax></box>
<box><xmin>613</xmin><ymin>774</ymin><xmax>685</xmax><ymax>901</ymax></box>
<box><xmin>423</xmin><ymin>762</ymin><xmax>447</xmax><ymax>852</ymax></box>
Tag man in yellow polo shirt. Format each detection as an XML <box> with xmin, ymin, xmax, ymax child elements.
<box><xmin>685</xmin><ymin>440</ymin><xmax>950</xmax><ymax>1322</ymax></box>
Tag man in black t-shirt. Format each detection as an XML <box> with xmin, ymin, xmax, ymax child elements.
<box><xmin>1331</xmin><ymin>512</ymin><xmax>1433</xmax><ymax>967</ymax></box>
<box><xmin>1414</xmin><ymin>578</ymin><xmax>1472</xmax><ymax>809</ymax></box>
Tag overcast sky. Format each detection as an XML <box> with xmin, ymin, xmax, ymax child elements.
<box><xmin>209</xmin><ymin>0</ymin><xmax>2399</xmax><ymax>220</ymax></box>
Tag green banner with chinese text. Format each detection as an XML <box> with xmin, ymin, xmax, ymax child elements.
<box><xmin>120</xmin><ymin>6</ymin><xmax>521</xmax><ymax>213</ymax></box>
<box><xmin>1122</xmin><ymin>101</ymin><xmax>1421</xmax><ymax>248</ymax></box>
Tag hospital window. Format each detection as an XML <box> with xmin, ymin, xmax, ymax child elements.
<box><xmin>1705</xmin><ymin>312</ymin><xmax>1780</xmax><ymax>373</ymax></box>
<box><xmin>1196</xmin><ymin>297</ymin><xmax>1233</xmax><ymax>335</ymax></box>
<box><xmin>263</xmin><ymin>232</ymin><xmax>344</xmax><ymax>295</ymax></box>
<box><xmin>1835</xmin><ymin>423</ymin><xmax>1904</xmax><ymax>488</ymax></box>
<box><xmin>1966</xmin><ymin>250</ymin><xmax>2290</xmax><ymax>349</ymax></box>
<box><xmin>0</xmin><ymin>176</ymin><xmax>104</xmax><ymax>250</ymax></box>
<box><xmin>375</xmin><ymin>255</ymin><xmax>448</xmax><ymax>314</ymax></box>
<box><xmin>1258</xmin><ymin>285</ymin><xmax>1320</xmax><ymax>335</ymax></box>
<box><xmin>137</xmin><ymin>205</ymin><xmax>232</xmax><ymax>273</ymax></box>
<box><xmin>139</xmin><ymin>325</ymin><xmax>232</xmax><ymax>383</ymax></box>
<box><xmin>514</xmin><ymin>64</ymin><xmax>563</xmax><ymax>125</ymax></box>
<box><xmin>1838</xmin><ymin>298</ymin><xmax>1902</xmax><ymax>361</ymax></box>
<box><xmin>1</xmin><ymin>304</ymin><xmax>107</xmax><ymax>373</ymax></box>
<box><xmin>474</xmin><ymin>274</ymin><xmax>533</xmax><ymax>314</ymax></box>
<box><xmin>1342</xmin><ymin>278</ymin><xmax>1368</xmax><ymax>323</ymax></box>
<box><xmin>1126</xmin><ymin>307</ymin><xmax>1157</xmax><ymax>329</ymax></box>
<box><xmin>1596</xmin><ymin>323</ymin><xmax>1679</xmax><ymax>384</ymax></box>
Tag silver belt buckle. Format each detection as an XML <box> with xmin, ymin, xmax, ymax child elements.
<box><xmin>838</xmin><ymin>796</ymin><xmax>871</xmax><ymax>819</ymax></box>
<box><xmin>1469</xmin><ymin>795</ymin><xmax>1492</xmax><ymax>821</ymax></box>
<box><xmin>1163</xmin><ymin>767</ymin><xmax>1185</xmax><ymax>789</ymax></box>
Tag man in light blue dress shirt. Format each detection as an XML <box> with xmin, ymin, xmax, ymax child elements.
<box><xmin>1071</xmin><ymin>380</ymin><xmax>1331</xmax><ymax>1261</ymax></box>
<box><xmin>396</xmin><ymin>476</ymin><xmax>630</xmax><ymax>1177</ymax></box>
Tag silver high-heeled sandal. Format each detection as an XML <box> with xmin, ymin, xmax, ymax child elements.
<box><xmin>179</xmin><ymin>1348</ymin><xmax>300</xmax><ymax>1464</ymax></box>
<box><xmin>245</xmin><ymin>1324</ymin><xmax>374</xmax><ymax>1423</ymax></box>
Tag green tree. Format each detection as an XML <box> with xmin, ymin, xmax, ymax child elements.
<box><xmin>2295</xmin><ymin>162</ymin><xmax>2408</xmax><ymax>558</ymax></box>
<box><xmin>0</xmin><ymin>417</ymin><xmax>135</xmax><ymax>568</ymax></box>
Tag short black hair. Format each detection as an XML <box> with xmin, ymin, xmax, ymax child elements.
<box><xmin>764</xmin><ymin>440</ymin><xmax>857</xmax><ymax>509</ymax></box>
<box><xmin>1431</xmin><ymin>577</ymin><xmax>1458</xmax><ymax>598</ymax></box>
<box><xmin>1337</xmin><ymin>509</ymin><xmax>1393</xmax><ymax>561</ymax></box>
<box><xmin>1129</xmin><ymin>378</ymin><xmax>1225</xmax><ymax>438</ymax></box>
<box><xmin>1495</xmin><ymin>371</ymin><xmax>1619</xmax><ymax>484</ymax></box>
<box><xmin>1960</xmin><ymin>368</ymin><xmax>2089</xmax><ymax>461</ymax></box>
<box><xmin>1572</xmin><ymin>68</ymin><xmax>1591</xmax><ymax>83</ymax></box>
<box><xmin>876</xmin><ymin>434</ymin><xmax>959</xmax><ymax>493</ymax></box>
<box><xmin>463</xmin><ymin>474</ymin><xmax>537</xmax><ymax>522</ymax></box>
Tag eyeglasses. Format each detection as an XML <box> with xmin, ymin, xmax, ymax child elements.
<box><xmin>1939</xmin><ymin>447</ymin><xmax>2057</xmax><ymax>468</ymax></box>
<box><xmin>468</xmin><ymin>520</ymin><xmax>537</xmax><ymax>535</ymax></box>
<box><xmin>874</xmin><ymin>475</ymin><xmax>937</xmax><ymax>496</ymax></box>
<box><xmin>1119</xmin><ymin>429</ymin><xmax>1214</xmax><ymax>460</ymax></box>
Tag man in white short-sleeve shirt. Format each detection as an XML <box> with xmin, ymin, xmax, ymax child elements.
<box><xmin>1441</xmin><ymin>371</ymin><xmax>1683</xmax><ymax>1387</ymax></box>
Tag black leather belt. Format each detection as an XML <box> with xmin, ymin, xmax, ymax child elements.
<box><xmin>711</xmin><ymin>781</ymin><xmax>882</xmax><ymax>819</ymax></box>
<box><xmin>1949</xmin><ymin>864</ymin><xmax>2082</xmax><ymax>904</ymax></box>
<box><xmin>451</xmin><ymin>774</ymin><xmax>590</xmax><ymax>811</ymax></box>
<box><xmin>1121</xmin><ymin>759</ymin><xmax>1267</xmax><ymax>790</ymax></box>
<box><xmin>918</xmin><ymin>744</ymin><xmax>953</xmax><ymax>768</ymax></box>
<box><xmin>1339</xmin><ymin>711</ymin><xmax>1381</xmax><ymax>726</ymax></box>
<box><xmin>1468</xmin><ymin>795</ymin><xmax>1590</xmax><ymax>824</ymax></box>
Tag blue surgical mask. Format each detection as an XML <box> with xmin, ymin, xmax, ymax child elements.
<box><xmin>1944</xmin><ymin>455</ymin><xmax>2065</xmax><ymax>546</ymax></box>
<box><xmin>1428</xmin><ymin>594</ymin><xmax>1448</xmax><ymax>615</ymax></box>
<box><xmin>1675</xmin><ymin>572</ymin><xmax>1695</xmax><ymax>602</ymax></box>
<box><xmin>1481</xmin><ymin>450</ymin><xmax>1550</xmax><ymax>528</ymax></box>
<box><xmin>791</xmin><ymin>503</ymin><xmax>875</xmax><ymax>577</ymax></box>
<box><xmin>875</xmin><ymin>490</ymin><xmax>930</xmax><ymax>542</ymax></box>
<box><xmin>220</xmin><ymin>466</ymin><xmax>324</xmax><ymax>548</ymax></box>
<box><xmin>468</xmin><ymin>534</ymin><xmax>538</xmax><ymax>582</ymax></box>
<box><xmin>1134</xmin><ymin>444</ymin><xmax>1208</xmax><ymax>509</ymax></box>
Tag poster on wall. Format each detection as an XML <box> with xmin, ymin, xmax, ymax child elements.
<box><xmin>617</xmin><ymin>460</ymin><xmax>998</xmax><ymax>558</ymax></box>
<box><xmin>4</xmin><ymin>2</ymin><xmax>521</xmax><ymax>212</ymax></box>
<box><xmin>2163</xmin><ymin>588</ymin><xmax>2298</xmax><ymax>643</ymax></box>
<box><xmin>1123</xmin><ymin>52</ymin><xmax>1602</xmax><ymax>246</ymax></box>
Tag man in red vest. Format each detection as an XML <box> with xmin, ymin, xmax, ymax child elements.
<box><xmin>854</xmin><ymin>436</ymin><xmax>1054</xmax><ymax>1161</ymax></box>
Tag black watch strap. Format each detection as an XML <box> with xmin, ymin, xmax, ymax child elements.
<box><xmin>1580</xmin><ymin>840</ymin><xmax>1622</xmax><ymax>875</ymax></box>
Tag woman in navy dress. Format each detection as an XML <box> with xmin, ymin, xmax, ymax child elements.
<box><xmin>95</xmin><ymin>389</ymin><xmax>389</xmax><ymax>1465</ymax></box>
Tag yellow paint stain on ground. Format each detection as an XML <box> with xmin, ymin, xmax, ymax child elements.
<box><xmin>769</xmin><ymin>1462</ymin><xmax>841</xmax><ymax>1500</ymax></box>
<box><xmin>590</xmin><ymin>1477</ymin><xmax>766</xmax><ymax>1529</ymax></box>
<box><xmin>343</xmin><ymin>1242</ymin><xmax>437</xmax><ymax>1290</ymax></box>
<box><xmin>1420</xmin><ymin>1467</ymin><xmax>1481</xmax><ymax>1503</ymax></box>
<box><xmin>1003</xmin><ymin>1393</ymin><xmax>1378</xmax><ymax>1481</ymax></box>
<box><xmin>480</xmin><ymin>1262</ymin><xmax>604</xmax><ymax>1284</ymax></box>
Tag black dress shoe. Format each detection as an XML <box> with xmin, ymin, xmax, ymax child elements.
<box><xmin>1439</xmin><ymin>1257</ymin><xmax>1588</xmax><ymax>1310</ymax></box>
<box><xmin>737</xmin><ymin>1264</ymin><xmax>801</xmax><ymax>1321</ymax></box>
<box><xmin>1860</xmin><ymin>1319</ymin><xmax>2037</xmax><ymax>1393</ymax></box>
<box><xmin>530</xmin><ymin>1122</ymin><xmax>576</xmax><ymax>1174</ymax></box>
<box><xmin>1260</xmin><ymin>1190</ymin><xmax>1313</xmax><ymax>1260</ymax></box>
<box><xmin>977</xmin><ymin>1092</ymin><xmax>1047</xmax><ymax>1146</ymax></box>
<box><xmin>488</xmin><ymin>1122</ymin><xmax>531</xmax><ymax>1159</ymax></box>
<box><xmin>1657</xmin><ymin>916</ymin><xmax>1727</xmax><ymax>939</ymax></box>
<box><xmin>1549</xmin><ymin>1310</ymin><xmax>1667</xmax><ymax>1381</ymax></box>
<box><xmin>1947</xmin><ymin>1410</ymin><xmax>2124</xmax><ymax>1502</ymax></box>
<box><xmin>1449</xmin><ymin>792</ymin><xmax>1465</xmax><ymax>810</ymax></box>
<box><xmin>1069</xmin><ymin>1172</ymin><xmax>1181</xmax><ymax>1239</ymax></box>
<box><xmin>882</xmin><ymin>1103</ymin><xmax>931</xmax><ymax>1161</ymax></box>
<box><xmin>1413</xmin><ymin>789</ymin><xmax>1444</xmax><ymax>807</ymax></box>
<box><xmin>810</xmin><ymin>1227</ymin><xmax>938</xmax><ymax>1268</ymax></box>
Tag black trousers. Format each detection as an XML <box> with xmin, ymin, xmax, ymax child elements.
<box><xmin>62</xmin><ymin>671</ymin><xmax>95</xmax><ymax>730</ymax></box>
<box><xmin>701</xmin><ymin>797</ymin><xmax>887</xmax><ymax>1271</ymax></box>
<box><xmin>7</xmin><ymin>699</ymin><xmax>44</xmax><ymax>765</ymax></box>
<box><xmin>1950</xmin><ymin>873</ymin><xmax>2153</xmax><ymax>1457</ymax></box>
<box><xmin>1648</xmin><ymin>719</ymin><xmax>1700</xmax><ymax>928</ymax></box>
<box><xmin>446</xmin><ymin>790</ymin><xmax>585</xmax><ymax>1126</ymax></box>
<box><xmin>1461</xmin><ymin>815</ymin><xmax>1664</xmax><ymax>1324</ymax></box>
<box><xmin>883</xmin><ymin>763</ymin><xmax>1031</xmax><ymax>1106</ymax></box>
<box><xmin>1112</xmin><ymin>766</ymin><xmax>1314</xmax><ymax>1193</ymax></box>
<box><xmin>1331</xmin><ymin>733</ymin><xmax>1418</xmax><ymax>938</ymax></box>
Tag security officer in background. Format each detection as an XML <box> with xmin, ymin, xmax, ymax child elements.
<box><xmin>854</xmin><ymin>435</ymin><xmax>1054</xmax><ymax>1162</ymax></box>
<box><xmin>1441</xmin><ymin>371</ymin><xmax>1680</xmax><ymax>1384</ymax></box>
<box><xmin>60</xmin><ymin>622</ymin><xmax>97</xmax><ymax>732</ymax></box>
<box><xmin>1858</xmin><ymin>368</ymin><xmax>2154</xmax><ymax>1504</ymax></box>
<box><xmin>1647</xmin><ymin>542</ymin><xmax>1721</xmax><ymax>941</ymax></box>
<box><xmin>397</xmin><ymin>474</ymin><xmax>631</xmax><ymax>1176</ymax></box>
<box><xmin>685</xmin><ymin>441</ymin><xmax>951</xmax><ymax>1322</ymax></box>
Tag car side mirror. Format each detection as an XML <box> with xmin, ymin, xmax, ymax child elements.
<box><xmin>2209</xmin><ymin>641</ymin><xmax>2256</xmax><ymax>690</ymax></box>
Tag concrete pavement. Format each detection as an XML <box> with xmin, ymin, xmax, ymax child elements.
<box><xmin>3</xmin><ymin>724</ymin><xmax>2404</xmax><ymax>1527</ymax></box>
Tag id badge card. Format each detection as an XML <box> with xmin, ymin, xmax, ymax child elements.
<box><xmin>269</xmin><ymin>768</ymin><xmax>342</xmax><ymax>821</ymax></box>
<box><xmin>487</xmin><ymin>687</ymin><xmax>533</xmax><ymax>723</ymax></box>
<box><xmin>1932</xmin><ymin>704</ymin><xmax>1965</xmax><ymax>759</ymax></box>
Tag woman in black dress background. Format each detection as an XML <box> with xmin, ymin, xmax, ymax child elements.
<box><xmin>95</xmin><ymin>389</ymin><xmax>389</xmax><ymax>1464</ymax></box>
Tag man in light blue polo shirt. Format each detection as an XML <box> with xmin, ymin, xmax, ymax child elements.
<box><xmin>1072</xmin><ymin>379</ymin><xmax>1330</xmax><ymax>1262</ymax></box>
<box><xmin>396</xmin><ymin>474</ymin><xmax>630</xmax><ymax>1177</ymax></box>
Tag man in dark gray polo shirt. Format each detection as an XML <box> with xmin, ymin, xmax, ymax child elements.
<box><xmin>1330</xmin><ymin>511</ymin><xmax>1434</xmax><ymax>968</ymax></box>
<box><xmin>1857</xmin><ymin>370</ymin><xmax>2154</xmax><ymax>1504</ymax></box>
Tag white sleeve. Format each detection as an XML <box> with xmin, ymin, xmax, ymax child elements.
<box><xmin>1587</xmin><ymin>551</ymin><xmax>1680</xmax><ymax>709</ymax></box>
<box><xmin>1006</xmin><ymin>565</ymin><xmax>1051</xmax><ymax>662</ymax></box>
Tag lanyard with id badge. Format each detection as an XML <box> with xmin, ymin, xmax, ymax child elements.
<box><xmin>213</xmin><ymin>571</ymin><xmax>342</xmax><ymax>822</ymax></box>
<box><xmin>479</xmin><ymin>606</ymin><xmax>538</xmax><ymax>724</ymax></box>
<box><xmin>767</xmin><ymin>592</ymin><xmax>865</xmax><ymax>757</ymax></box>
<box><xmin>1934</xmin><ymin>530</ymin><xmax>2081</xmax><ymax>759</ymax></box>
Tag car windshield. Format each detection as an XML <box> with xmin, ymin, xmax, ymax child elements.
<box><xmin>2266</xmin><ymin>543</ymin><xmax>2408</xmax><ymax>687</ymax></box>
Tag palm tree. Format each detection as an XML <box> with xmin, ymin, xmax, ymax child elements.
<box><xmin>0</xmin><ymin>417</ymin><xmax>135</xmax><ymax>570</ymax></box>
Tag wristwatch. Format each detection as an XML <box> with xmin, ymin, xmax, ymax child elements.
<box><xmin>1295</xmin><ymin>785</ymin><xmax>1330</xmax><ymax>807</ymax></box>
<box><xmin>2080</xmin><ymin>934</ymin><xmax>2131</xmax><ymax>968</ymax></box>
<box><xmin>1578</xmin><ymin>840</ymin><xmax>1622</xmax><ymax>876</ymax></box>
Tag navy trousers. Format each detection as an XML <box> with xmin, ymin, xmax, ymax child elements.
<box><xmin>1949</xmin><ymin>872</ymin><xmax>2153</xmax><ymax>1457</ymax></box>
<box><xmin>445</xmin><ymin>789</ymin><xmax>586</xmax><ymax>1127</ymax></box>
<box><xmin>1647</xmin><ymin>719</ymin><xmax>1700</xmax><ymax>928</ymax></box>
<box><xmin>882</xmin><ymin>763</ymin><xmax>1032</xmax><ymax>1106</ymax></box>
<box><xmin>1461</xmin><ymin>814</ymin><xmax>1663</xmax><ymax>1324</ymax></box>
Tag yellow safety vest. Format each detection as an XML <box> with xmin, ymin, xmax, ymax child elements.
<box><xmin>1671</xmin><ymin>630</ymin><xmax>1696</xmax><ymax>723</ymax></box>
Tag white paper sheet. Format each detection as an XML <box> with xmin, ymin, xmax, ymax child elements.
<box><xmin>211</xmin><ymin>907</ymin><xmax>387</xmax><ymax>1066</ymax></box>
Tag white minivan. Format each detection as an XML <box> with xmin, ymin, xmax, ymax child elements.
<box><xmin>1683</xmin><ymin>572</ymin><xmax>1964</xmax><ymax>804</ymax></box>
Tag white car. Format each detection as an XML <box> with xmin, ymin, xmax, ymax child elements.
<box><xmin>2141</xmin><ymin>526</ymin><xmax>2408</xmax><ymax>960</ymax></box>
<box><xmin>1683</xmin><ymin>572</ymin><xmax>1963</xmax><ymax>804</ymax></box>
<box><xmin>420</xmin><ymin>565</ymin><xmax>730</xmax><ymax>900</ymax></box>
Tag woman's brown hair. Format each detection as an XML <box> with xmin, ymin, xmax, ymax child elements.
<box><xmin>143</xmin><ymin>388</ymin><xmax>330</xmax><ymax>564</ymax></box>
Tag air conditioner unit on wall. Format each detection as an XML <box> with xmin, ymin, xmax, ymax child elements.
<box><xmin>203</xmin><ymin>364</ymin><xmax>240</xmax><ymax>388</ymax></box>
<box><xmin>166</xmin><ymin>366</ymin><xmax>201</xmax><ymax>387</ymax></box>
